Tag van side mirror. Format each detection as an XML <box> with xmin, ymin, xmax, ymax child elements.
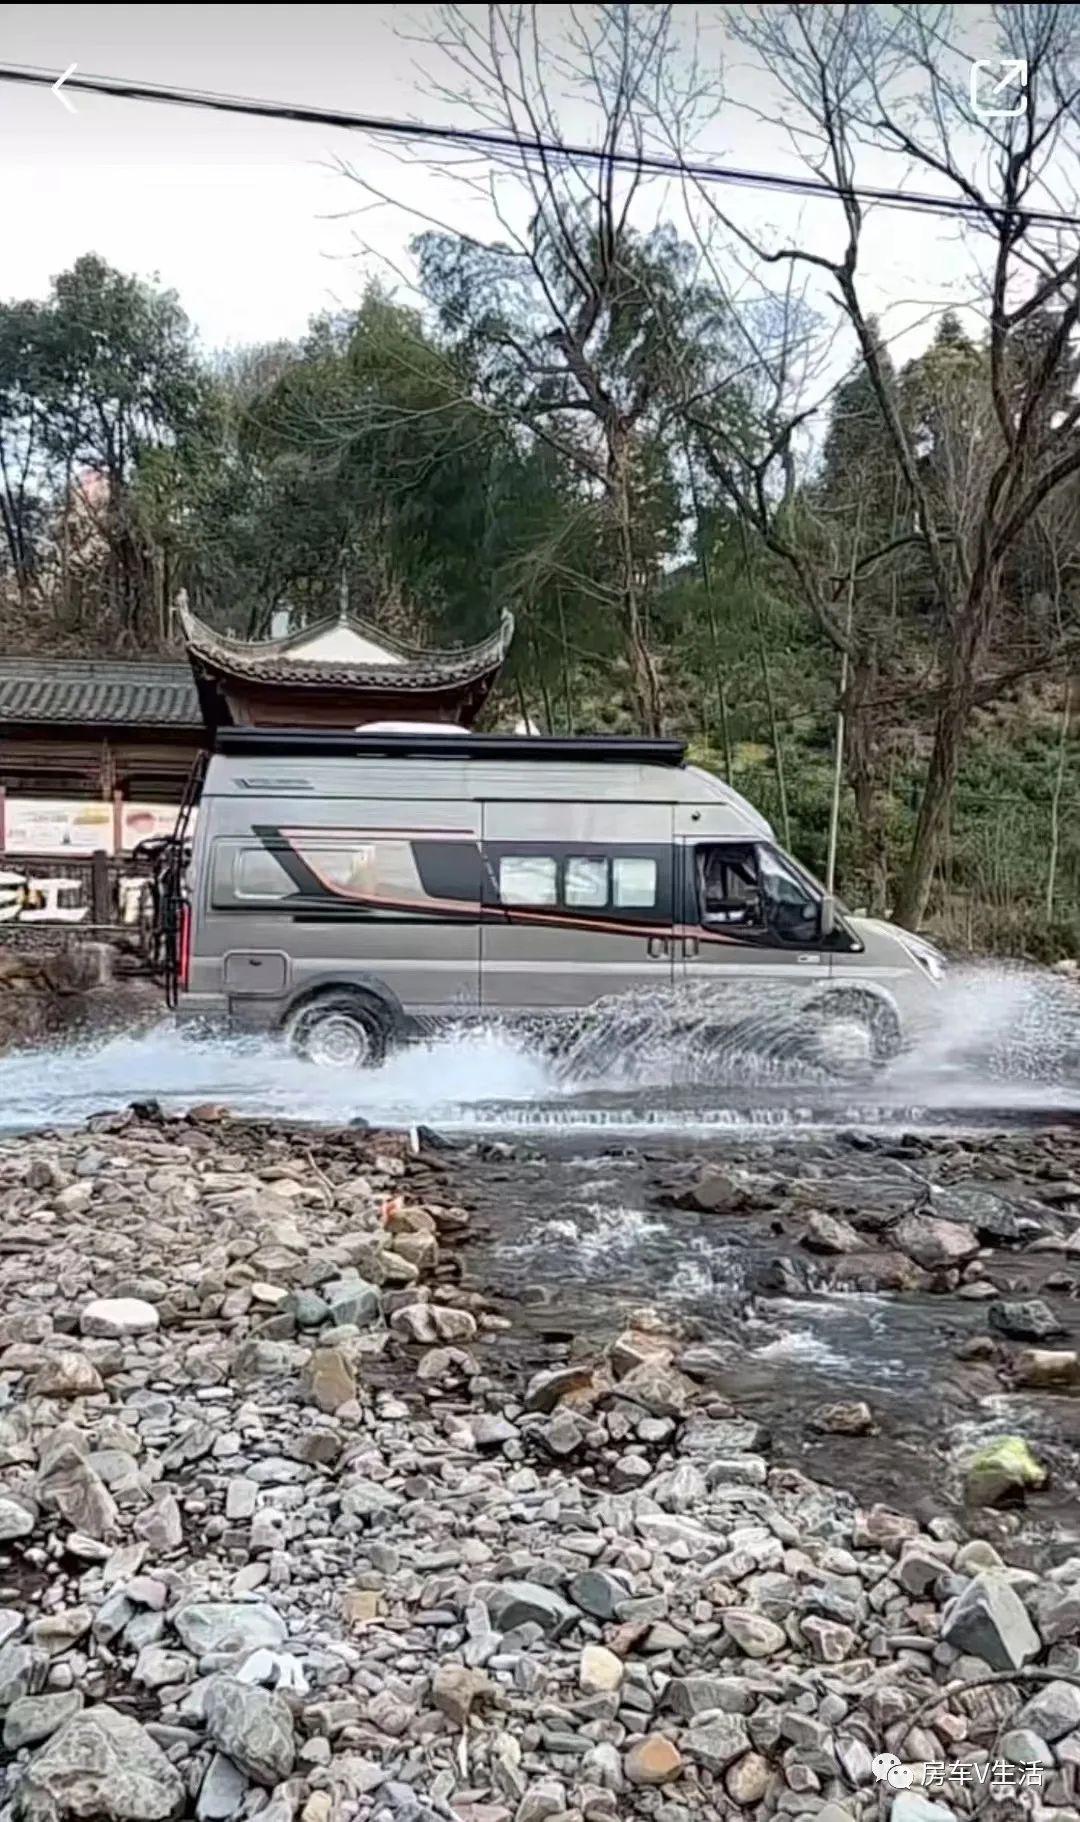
<box><xmin>819</xmin><ymin>895</ymin><xmax>836</xmax><ymax>939</ymax></box>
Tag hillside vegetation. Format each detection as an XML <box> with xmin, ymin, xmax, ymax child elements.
<box><xmin>2</xmin><ymin>6</ymin><xmax>1079</xmax><ymax>956</ymax></box>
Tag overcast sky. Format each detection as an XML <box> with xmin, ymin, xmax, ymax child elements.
<box><xmin>0</xmin><ymin>3</ymin><xmax>1034</xmax><ymax>365</ymax></box>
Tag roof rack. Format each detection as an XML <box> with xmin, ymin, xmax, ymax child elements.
<box><xmin>213</xmin><ymin>728</ymin><xmax>687</xmax><ymax>766</ymax></box>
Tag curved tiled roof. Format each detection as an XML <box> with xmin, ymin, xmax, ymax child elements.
<box><xmin>178</xmin><ymin>605</ymin><xmax>515</xmax><ymax>689</ymax></box>
<box><xmin>0</xmin><ymin>659</ymin><xmax>200</xmax><ymax>728</ymax></box>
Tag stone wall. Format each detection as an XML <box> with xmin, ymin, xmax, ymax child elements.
<box><xmin>0</xmin><ymin>944</ymin><xmax>161</xmax><ymax>1052</ymax></box>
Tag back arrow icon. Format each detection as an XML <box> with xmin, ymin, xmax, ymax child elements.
<box><xmin>52</xmin><ymin>63</ymin><xmax>77</xmax><ymax>113</ymax></box>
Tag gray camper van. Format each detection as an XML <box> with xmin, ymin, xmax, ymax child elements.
<box><xmin>168</xmin><ymin>728</ymin><xmax>944</xmax><ymax>1072</ymax></box>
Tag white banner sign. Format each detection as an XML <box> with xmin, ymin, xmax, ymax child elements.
<box><xmin>4</xmin><ymin>799</ymin><xmax>114</xmax><ymax>856</ymax></box>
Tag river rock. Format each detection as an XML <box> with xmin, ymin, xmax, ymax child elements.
<box><xmin>15</xmin><ymin>1704</ymin><xmax>185</xmax><ymax>1820</ymax></box>
<box><xmin>0</xmin><ymin>1645</ymin><xmax>49</xmax><ymax>1706</ymax></box>
<box><xmin>0</xmin><ymin>1495</ymin><xmax>36</xmax><ymax>1540</ymax></box>
<box><xmin>941</xmin><ymin>1572</ymin><xmax>1040</xmax><ymax>1670</ymax></box>
<box><xmin>623</xmin><ymin>1736</ymin><xmax>683</xmax><ymax>1784</ymax></box>
<box><xmin>988</xmin><ymin>1298</ymin><xmax>1065</xmax><ymax>1341</ymax></box>
<box><xmin>203</xmin><ymin>1676</ymin><xmax>295</xmax><ymax>1785</ymax></box>
<box><xmin>616</xmin><ymin>1358</ymin><xmax>697</xmax><ymax>1417</ymax></box>
<box><xmin>432</xmin><ymin>1664</ymin><xmax>490</xmax><ymax>1725</ymax></box>
<box><xmin>298</xmin><ymin>1348</ymin><xmax>356</xmax><ymax>1415</ymax></box>
<box><xmin>1012</xmin><ymin>1348</ymin><xmax>1080</xmax><ymax>1389</ymax></box>
<box><xmin>891</xmin><ymin>1212</ymin><xmax>979</xmax><ymax>1269</ymax></box>
<box><xmin>171</xmin><ymin>1602</ymin><xmax>287</xmax><ymax>1656</ymax></box>
<box><xmin>196</xmin><ymin>1753</ymin><xmax>249</xmax><ymax>1822</ymax></box>
<box><xmin>79</xmin><ymin>1299</ymin><xmax>159</xmax><ymax>1339</ymax></box>
<box><xmin>1015</xmin><ymin>1679</ymin><xmax>1080</xmax><ymax>1741</ymax></box>
<box><xmin>4</xmin><ymin>1691</ymin><xmax>84</xmax><ymax>1750</ymax></box>
<box><xmin>683</xmin><ymin>1715</ymin><xmax>751</xmax><ymax>1771</ymax></box>
<box><xmin>486</xmin><ymin>1582</ymin><xmax>576</xmax><ymax>1638</ymax></box>
<box><xmin>803</xmin><ymin>1212</ymin><xmax>862</xmax><ymax>1253</ymax></box>
<box><xmin>579</xmin><ymin>1645</ymin><xmax>623</xmax><ymax>1694</ymax></box>
<box><xmin>37</xmin><ymin>1445</ymin><xmax>118</xmax><ymax>1539</ymax></box>
<box><xmin>30</xmin><ymin>1352</ymin><xmax>104</xmax><ymax>1399</ymax></box>
<box><xmin>722</xmin><ymin>1610</ymin><xmax>786</xmax><ymax>1657</ymax></box>
<box><xmin>725</xmin><ymin>1750</ymin><xmax>772</xmax><ymax>1805</ymax></box>
<box><xmin>964</xmin><ymin>1435</ymin><xmax>1047</xmax><ymax>1507</ymax></box>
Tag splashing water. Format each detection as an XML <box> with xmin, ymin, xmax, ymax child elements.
<box><xmin>0</xmin><ymin>959</ymin><xmax>1076</xmax><ymax>1137</ymax></box>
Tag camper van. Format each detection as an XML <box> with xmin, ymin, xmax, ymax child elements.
<box><xmin>165</xmin><ymin>727</ymin><xmax>944</xmax><ymax>1073</ymax></box>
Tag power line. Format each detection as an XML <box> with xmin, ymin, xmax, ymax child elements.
<box><xmin>4</xmin><ymin>60</ymin><xmax>1080</xmax><ymax>232</ymax></box>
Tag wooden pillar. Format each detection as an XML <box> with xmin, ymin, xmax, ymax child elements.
<box><xmin>91</xmin><ymin>849</ymin><xmax>111</xmax><ymax>926</ymax></box>
<box><xmin>112</xmin><ymin>788</ymin><xmax>124</xmax><ymax>856</ymax></box>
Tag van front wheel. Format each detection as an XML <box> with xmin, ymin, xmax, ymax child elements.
<box><xmin>801</xmin><ymin>992</ymin><xmax>901</xmax><ymax>1080</ymax></box>
<box><xmin>286</xmin><ymin>994</ymin><xmax>389</xmax><ymax>1070</ymax></box>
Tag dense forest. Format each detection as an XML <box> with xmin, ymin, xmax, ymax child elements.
<box><xmin>2</xmin><ymin>4</ymin><xmax>1080</xmax><ymax>957</ymax></box>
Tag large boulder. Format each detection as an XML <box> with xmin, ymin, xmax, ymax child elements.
<box><xmin>15</xmin><ymin>1705</ymin><xmax>184</xmax><ymax>1821</ymax></box>
<box><xmin>203</xmin><ymin>1677</ymin><xmax>295</xmax><ymax>1786</ymax></box>
<box><xmin>941</xmin><ymin>1573</ymin><xmax>1040</xmax><ymax>1671</ymax></box>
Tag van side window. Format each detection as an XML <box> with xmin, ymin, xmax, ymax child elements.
<box><xmin>499</xmin><ymin>856</ymin><xmax>558</xmax><ymax>906</ymax></box>
<box><xmin>234</xmin><ymin>848</ymin><xmax>293</xmax><ymax>900</ymax></box>
<box><xmin>565</xmin><ymin>856</ymin><xmax>609</xmax><ymax>907</ymax></box>
<box><xmin>612</xmin><ymin>856</ymin><xmax>658</xmax><ymax>908</ymax></box>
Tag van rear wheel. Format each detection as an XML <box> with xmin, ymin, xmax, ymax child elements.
<box><xmin>287</xmin><ymin>994</ymin><xmax>388</xmax><ymax>1070</ymax></box>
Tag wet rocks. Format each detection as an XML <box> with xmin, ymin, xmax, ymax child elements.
<box><xmin>988</xmin><ymin>1298</ymin><xmax>1066</xmax><ymax>1341</ymax></box>
<box><xmin>1011</xmin><ymin>1347</ymin><xmax>1080</xmax><ymax>1389</ymax></box>
<box><xmin>4</xmin><ymin>1107</ymin><xmax>1080</xmax><ymax>1822</ymax></box>
<box><xmin>892</xmin><ymin>1211</ymin><xmax>980</xmax><ymax>1269</ymax></box>
<box><xmin>964</xmin><ymin>1435</ymin><xmax>1047</xmax><ymax>1507</ymax></box>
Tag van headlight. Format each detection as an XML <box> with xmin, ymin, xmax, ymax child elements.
<box><xmin>900</xmin><ymin>934</ymin><xmax>946</xmax><ymax>981</ymax></box>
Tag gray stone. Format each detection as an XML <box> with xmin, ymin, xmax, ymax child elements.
<box><xmin>487</xmin><ymin>1581</ymin><xmax>577</xmax><ymax>1638</ymax></box>
<box><xmin>891</xmin><ymin>1213</ymin><xmax>979</xmax><ymax>1269</ymax></box>
<box><xmin>665</xmin><ymin>1674</ymin><xmax>756</xmax><ymax>1718</ymax></box>
<box><xmin>133</xmin><ymin>1492</ymin><xmax>183</xmax><ymax>1552</ymax></box>
<box><xmin>890</xmin><ymin>1799</ymin><xmax>958</xmax><ymax>1822</ymax></box>
<box><xmin>940</xmin><ymin>1573</ymin><xmax>1040</xmax><ymax>1671</ymax></box>
<box><xmin>203</xmin><ymin>1676</ymin><xmax>295</xmax><ymax>1786</ymax></box>
<box><xmin>1016</xmin><ymin>1679</ymin><xmax>1080</xmax><ymax>1741</ymax></box>
<box><xmin>171</xmin><ymin>1602</ymin><xmax>287</xmax><ymax>1657</ymax></box>
<box><xmin>37</xmin><ymin>1444</ymin><xmax>118</xmax><ymax>1540</ymax></box>
<box><xmin>803</xmin><ymin>1212</ymin><xmax>862</xmax><ymax>1254</ymax></box>
<box><xmin>4</xmin><ymin>1691</ymin><xmax>83</xmax><ymax>1750</ymax></box>
<box><xmin>30</xmin><ymin>1352</ymin><xmax>105</xmax><ymax>1398</ymax></box>
<box><xmin>999</xmin><ymin>1726</ymin><xmax>1055</xmax><ymax>1767</ymax></box>
<box><xmin>988</xmin><ymin>1299</ymin><xmax>1066</xmax><ymax>1342</ymax></box>
<box><xmin>432</xmin><ymin>1664</ymin><xmax>491</xmax><ymax>1725</ymax></box>
<box><xmin>15</xmin><ymin>1704</ymin><xmax>184</xmax><ymax>1820</ymax></box>
<box><xmin>196</xmin><ymin>1754</ymin><xmax>249</xmax><ymax>1822</ymax></box>
<box><xmin>683</xmin><ymin>1715</ymin><xmax>752</xmax><ymax>1772</ymax></box>
<box><xmin>722</xmin><ymin>1610</ymin><xmax>786</xmax><ymax>1658</ymax></box>
<box><xmin>79</xmin><ymin>1299</ymin><xmax>159</xmax><ymax>1339</ymax></box>
<box><xmin>0</xmin><ymin>1496</ymin><xmax>36</xmax><ymax>1541</ymax></box>
<box><xmin>568</xmin><ymin>1570</ymin><xmax>628</xmax><ymax>1619</ymax></box>
<box><xmin>0</xmin><ymin>1643</ymin><xmax>49</xmax><ymax>1707</ymax></box>
<box><xmin>323</xmin><ymin>1278</ymin><xmax>381</xmax><ymax>1328</ymax></box>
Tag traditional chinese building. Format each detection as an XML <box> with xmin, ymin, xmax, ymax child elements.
<box><xmin>178</xmin><ymin>605</ymin><xmax>515</xmax><ymax>733</ymax></box>
<box><xmin>0</xmin><ymin>609</ymin><xmax>515</xmax><ymax>919</ymax></box>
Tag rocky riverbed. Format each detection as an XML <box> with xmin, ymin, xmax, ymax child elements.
<box><xmin>1</xmin><ymin>1106</ymin><xmax>1079</xmax><ymax>1822</ymax></box>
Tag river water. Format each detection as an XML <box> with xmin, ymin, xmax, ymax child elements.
<box><xmin>2</xmin><ymin>962</ymin><xmax>1078</xmax><ymax>1537</ymax></box>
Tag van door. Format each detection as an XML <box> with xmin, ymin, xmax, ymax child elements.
<box><xmin>204</xmin><ymin>799</ymin><xmax>482</xmax><ymax>1018</ymax></box>
<box><xmin>480</xmin><ymin>801</ymin><xmax>675</xmax><ymax>1011</ymax></box>
<box><xmin>674</xmin><ymin>836</ymin><xmax>829</xmax><ymax>1011</ymax></box>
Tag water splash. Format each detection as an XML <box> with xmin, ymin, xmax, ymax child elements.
<box><xmin>0</xmin><ymin>959</ymin><xmax>1076</xmax><ymax>1137</ymax></box>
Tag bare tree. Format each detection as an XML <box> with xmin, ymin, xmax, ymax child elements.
<box><xmin>683</xmin><ymin>2</ymin><xmax>1080</xmax><ymax>926</ymax></box>
<box><xmin>336</xmin><ymin>3</ymin><xmax>746</xmax><ymax>734</ymax></box>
